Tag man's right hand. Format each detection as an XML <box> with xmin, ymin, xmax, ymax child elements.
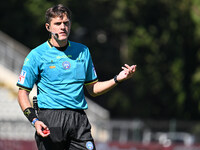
<box><xmin>35</xmin><ymin>120</ymin><xmax>50</xmax><ymax>137</ymax></box>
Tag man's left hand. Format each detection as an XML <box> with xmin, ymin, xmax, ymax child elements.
<box><xmin>117</xmin><ymin>64</ymin><xmax>137</xmax><ymax>82</ymax></box>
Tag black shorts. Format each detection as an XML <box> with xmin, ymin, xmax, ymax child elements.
<box><xmin>35</xmin><ymin>109</ymin><xmax>96</xmax><ymax>150</ymax></box>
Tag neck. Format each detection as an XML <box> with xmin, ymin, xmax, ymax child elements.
<box><xmin>50</xmin><ymin>37</ymin><xmax>68</xmax><ymax>47</ymax></box>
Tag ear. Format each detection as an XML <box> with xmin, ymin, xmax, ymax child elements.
<box><xmin>45</xmin><ymin>23</ymin><xmax>50</xmax><ymax>31</ymax></box>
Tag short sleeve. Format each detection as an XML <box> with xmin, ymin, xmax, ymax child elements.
<box><xmin>84</xmin><ymin>49</ymin><xmax>98</xmax><ymax>85</ymax></box>
<box><xmin>16</xmin><ymin>51</ymin><xmax>39</xmax><ymax>91</ymax></box>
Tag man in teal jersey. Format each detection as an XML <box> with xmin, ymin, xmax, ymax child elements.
<box><xmin>17</xmin><ymin>4</ymin><xmax>136</xmax><ymax>150</ymax></box>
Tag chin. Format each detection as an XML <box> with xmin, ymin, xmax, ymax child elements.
<box><xmin>59</xmin><ymin>37</ymin><xmax>68</xmax><ymax>41</ymax></box>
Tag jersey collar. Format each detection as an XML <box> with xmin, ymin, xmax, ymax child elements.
<box><xmin>47</xmin><ymin>40</ymin><xmax>70</xmax><ymax>51</ymax></box>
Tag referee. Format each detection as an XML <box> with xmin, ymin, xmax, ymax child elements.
<box><xmin>17</xmin><ymin>4</ymin><xmax>136</xmax><ymax>150</ymax></box>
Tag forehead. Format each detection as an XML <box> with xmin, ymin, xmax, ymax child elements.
<box><xmin>50</xmin><ymin>14</ymin><xmax>69</xmax><ymax>23</ymax></box>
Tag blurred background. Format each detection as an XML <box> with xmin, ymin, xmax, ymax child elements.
<box><xmin>1</xmin><ymin>0</ymin><xmax>200</xmax><ymax>149</ymax></box>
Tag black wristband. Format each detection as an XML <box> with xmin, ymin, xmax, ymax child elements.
<box><xmin>114</xmin><ymin>75</ymin><xmax>119</xmax><ymax>84</ymax></box>
<box><xmin>23</xmin><ymin>107</ymin><xmax>37</xmax><ymax>122</ymax></box>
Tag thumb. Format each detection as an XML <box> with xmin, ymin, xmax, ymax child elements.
<box><xmin>35</xmin><ymin>121</ymin><xmax>50</xmax><ymax>137</ymax></box>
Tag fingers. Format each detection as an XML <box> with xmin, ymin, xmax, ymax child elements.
<box><xmin>35</xmin><ymin>121</ymin><xmax>50</xmax><ymax>137</ymax></box>
<box><xmin>42</xmin><ymin>128</ymin><xmax>50</xmax><ymax>136</ymax></box>
<box><xmin>122</xmin><ymin>64</ymin><xmax>136</xmax><ymax>74</ymax></box>
<box><xmin>117</xmin><ymin>64</ymin><xmax>136</xmax><ymax>82</ymax></box>
<box><xmin>126</xmin><ymin>64</ymin><xmax>136</xmax><ymax>72</ymax></box>
<box><xmin>131</xmin><ymin>65</ymin><xmax>137</xmax><ymax>72</ymax></box>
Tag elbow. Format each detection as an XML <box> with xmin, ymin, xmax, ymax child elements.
<box><xmin>89</xmin><ymin>90</ymin><xmax>102</xmax><ymax>97</ymax></box>
<box><xmin>89</xmin><ymin>92</ymin><xmax>99</xmax><ymax>97</ymax></box>
<box><xmin>86</xmin><ymin>82</ymin><xmax>102</xmax><ymax>97</ymax></box>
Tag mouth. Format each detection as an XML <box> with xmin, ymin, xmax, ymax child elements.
<box><xmin>59</xmin><ymin>31</ymin><xmax>67</xmax><ymax>36</ymax></box>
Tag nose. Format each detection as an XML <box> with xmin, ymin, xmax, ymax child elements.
<box><xmin>61</xmin><ymin>23</ymin><xmax>65</xmax><ymax>29</ymax></box>
<box><xmin>60</xmin><ymin>23</ymin><xmax>65</xmax><ymax>29</ymax></box>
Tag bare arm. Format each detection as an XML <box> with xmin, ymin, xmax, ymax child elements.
<box><xmin>86</xmin><ymin>79</ymin><xmax>117</xmax><ymax>97</ymax></box>
<box><xmin>18</xmin><ymin>89</ymin><xmax>32</xmax><ymax>111</ymax></box>
<box><xmin>86</xmin><ymin>64</ymin><xmax>136</xmax><ymax>97</ymax></box>
<box><xmin>18</xmin><ymin>89</ymin><xmax>50</xmax><ymax>137</ymax></box>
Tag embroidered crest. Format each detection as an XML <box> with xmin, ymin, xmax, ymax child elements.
<box><xmin>62</xmin><ymin>61</ymin><xmax>71</xmax><ymax>70</ymax></box>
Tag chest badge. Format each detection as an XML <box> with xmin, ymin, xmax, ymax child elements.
<box><xmin>62</xmin><ymin>61</ymin><xmax>71</xmax><ymax>70</ymax></box>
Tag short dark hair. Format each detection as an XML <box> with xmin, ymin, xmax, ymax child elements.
<box><xmin>45</xmin><ymin>4</ymin><xmax>72</xmax><ymax>24</ymax></box>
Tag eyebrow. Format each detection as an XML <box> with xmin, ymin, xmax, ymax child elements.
<box><xmin>54</xmin><ymin>20</ymin><xmax>70</xmax><ymax>23</ymax></box>
<box><xmin>54</xmin><ymin>22</ymin><xmax>69</xmax><ymax>27</ymax></box>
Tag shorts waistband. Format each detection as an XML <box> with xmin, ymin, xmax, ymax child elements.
<box><xmin>39</xmin><ymin>108</ymin><xmax>85</xmax><ymax>112</ymax></box>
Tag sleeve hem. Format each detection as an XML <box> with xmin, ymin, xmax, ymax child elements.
<box><xmin>17</xmin><ymin>83</ymin><xmax>32</xmax><ymax>92</ymax></box>
<box><xmin>84</xmin><ymin>78</ymin><xmax>98</xmax><ymax>85</ymax></box>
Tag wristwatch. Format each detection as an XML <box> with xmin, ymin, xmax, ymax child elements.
<box><xmin>114</xmin><ymin>75</ymin><xmax>119</xmax><ymax>84</ymax></box>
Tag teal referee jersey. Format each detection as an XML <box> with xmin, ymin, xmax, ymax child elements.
<box><xmin>17</xmin><ymin>40</ymin><xmax>98</xmax><ymax>109</ymax></box>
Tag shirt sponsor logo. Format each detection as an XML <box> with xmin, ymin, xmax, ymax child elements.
<box><xmin>57</xmin><ymin>55</ymin><xmax>72</xmax><ymax>59</ymax></box>
<box><xmin>86</xmin><ymin>141</ymin><xmax>94</xmax><ymax>150</ymax></box>
<box><xmin>18</xmin><ymin>70</ymin><xmax>26</xmax><ymax>84</ymax></box>
<box><xmin>62</xmin><ymin>61</ymin><xmax>71</xmax><ymax>70</ymax></box>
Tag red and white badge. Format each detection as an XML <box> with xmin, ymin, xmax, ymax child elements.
<box><xmin>18</xmin><ymin>70</ymin><xmax>26</xmax><ymax>84</ymax></box>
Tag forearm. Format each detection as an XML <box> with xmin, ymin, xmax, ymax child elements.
<box><xmin>86</xmin><ymin>64</ymin><xmax>137</xmax><ymax>97</ymax></box>
<box><xmin>18</xmin><ymin>89</ymin><xmax>32</xmax><ymax>111</ymax></box>
<box><xmin>18</xmin><ymin>89</ymin><xmax>38</xmax><ymax>125</ymax></box>
<box><xmin>87</xmin><ymin>78</ymin><xmax>118</xmax><ymax>97</ymax></box>
<box><xmin>18</xmin><ymin>89</ymin><xmax>50</xmax><ymax>136</ymax></box>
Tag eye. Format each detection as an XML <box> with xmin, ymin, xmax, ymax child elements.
<box><xmin>64</xmin><ymin>21</ymin><xmax>70</xmax><ymax>26</ymax></box>
<box><xmin>54</xmin><ymin>22</ymin><xmax>61</xmax><ymax>26</ymax></box>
